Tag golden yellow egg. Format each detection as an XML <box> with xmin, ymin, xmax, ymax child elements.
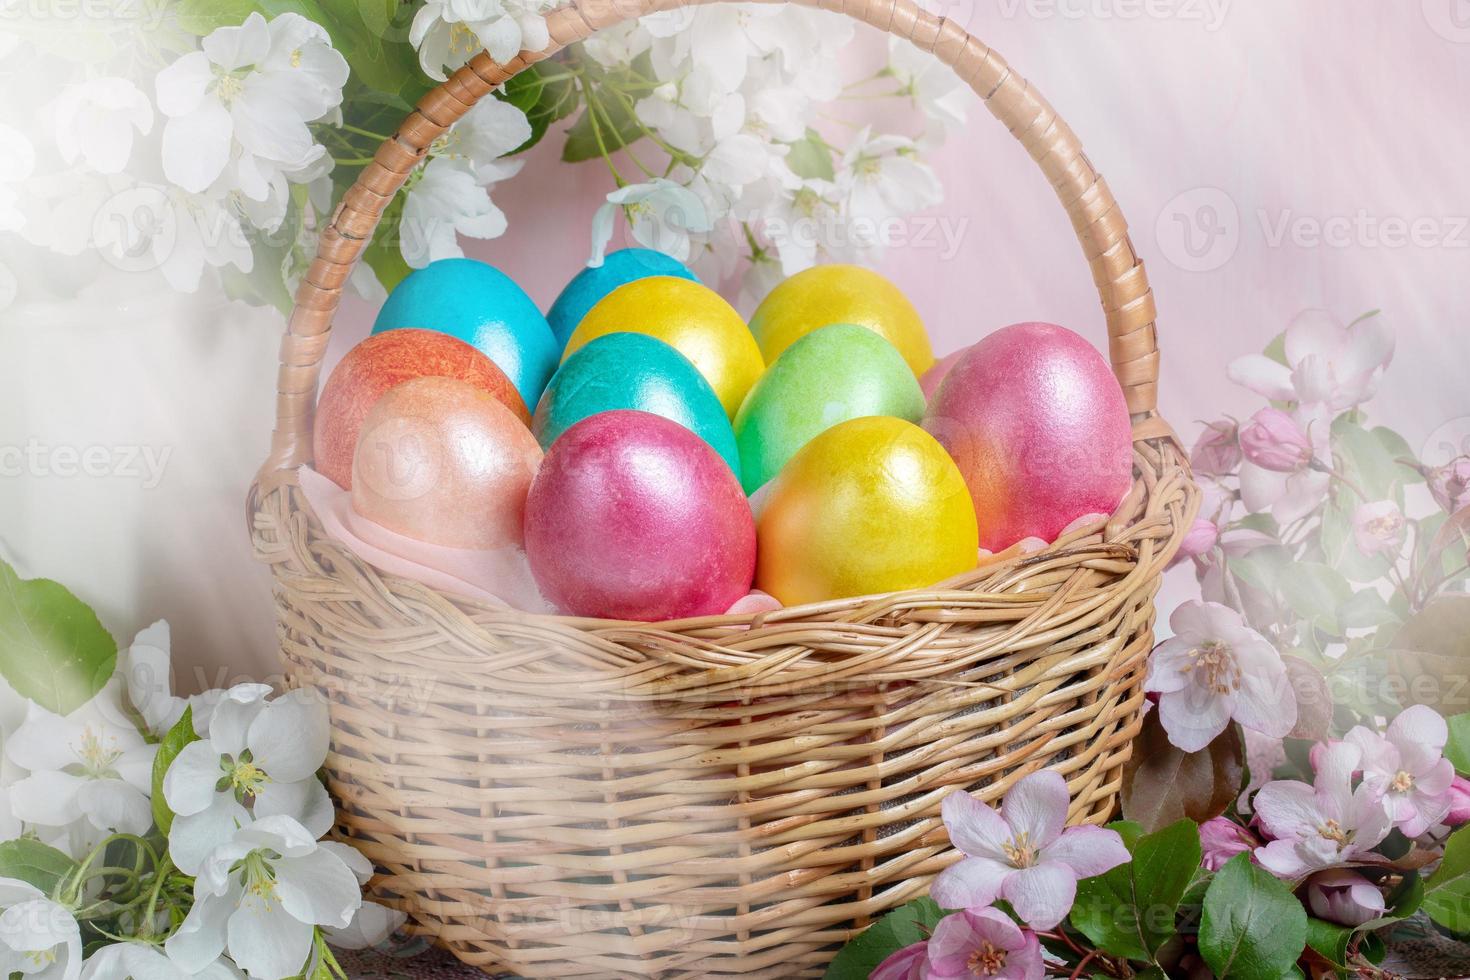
<box><xmin>755</xmin><ymin>416</ymin><xmax>978</xmax><ymax>606</ymax></box>
<box><xmin>748</xmin><ymin>264</ymin><xmax>935</xmax><ymax>376</ymax></box>
<box><xmin>564</xmin><ymin>276</ymin><xmax>764</xmax><ymax>418</ymax></box>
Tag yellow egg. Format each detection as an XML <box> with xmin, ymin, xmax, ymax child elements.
<box><xmin>748</xmin><ymin>265</ymin><xmax>934</xmax><ymax>376</ymax></box>
<box><xmin>564</xmin><ymin>276</ymin><xmax>764</xmax><ymax>418</ymax></box>
<box><xmin>755</xmin><ymin>416</ymin><xmax>978</xmax><ymax>605</ymax></box>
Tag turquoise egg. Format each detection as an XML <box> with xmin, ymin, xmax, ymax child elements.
<box><xmin>534</xmin><ymin>332</ymin><xmax>741</xmax><ymax>480</ymax></box>
<box><xmin>373</xmin><ymin>258</ymin><xmax>558</xmax><ymax>408</ymax></box>
<box><xmin>546</xmin><ymin>248</ymin><xmax>699</xmax><ymax>350</ymax></box>
<box><xmin>734</xmin><ymin>323</ymin><xmax>926</xmax><ymax>494</ymax></box>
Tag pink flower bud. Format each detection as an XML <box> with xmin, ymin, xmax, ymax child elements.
<box><xmin>1192</xmin><ymin>420</ymin><xmax>1242</xmax><ymax>478</ymax></box>
<box><xmin>1169</xmin><ymin>518</ymin><xmax>1220</xmax><ymax>568</ymax></box>
<box><xmin>1446</xmin><ymin>776</ymin><xmax>1470</xmax><ymax>826</ymax></box>
<box><xmin>1352</xmin><ymin>500</ymin><xmax>1407</xmax><ymax>557</ymax></box>
<box><xmin>1199</xmin><ymin>817</ymin><xmax>1258</xmax><ymax>871</ymax></box>
<box><xmin>1239</xmin><ymin>408</ymin><xmax>1315</xmax><ymax>473</ymax></box>
<box><xmin>1306</xmin><ymin>869</ymin><xmax>1386</xmax><ymax>927</ymax></box>
<box><xmin>1429</xmin><ymin>456</ymin><xmax>1470</xmax><ymax>515</ymax></box>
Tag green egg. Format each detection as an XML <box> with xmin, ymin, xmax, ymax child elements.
<box><xmin>734</xmin><ymin>323</ymin><xmax>926</xmax><ymax>494</ymax></box>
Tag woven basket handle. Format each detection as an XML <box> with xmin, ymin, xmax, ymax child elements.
<box><xmin>255</xmin><ymin>0</ymin><xmax>1168</xmax><ymax>488</ymax></box>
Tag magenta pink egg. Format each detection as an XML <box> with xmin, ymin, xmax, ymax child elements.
<box><xmin>920</xmin><ymin>348</ymin><xmax>968</xmax><ymax>402</ymax></box>
<box><xmin>923</xmin><ymin>322</ymin><xmax>1133</xmax><ymax>552</ymax></box>
<box><xmin>523</xmin><ymin>410</ymin><xmax>756</xmax><ymax>620</ymax></box>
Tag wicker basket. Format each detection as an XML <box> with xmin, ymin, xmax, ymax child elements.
<box><xmin>248</xmin><ymin>0</ymin><xmax>1199</xmax><ymax>975</ymax></box>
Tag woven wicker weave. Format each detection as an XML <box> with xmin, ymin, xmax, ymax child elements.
<box><xmin>248</xmin><ymin>0</ymin><xmax>1199</xmax><ymax>975</ymax></box>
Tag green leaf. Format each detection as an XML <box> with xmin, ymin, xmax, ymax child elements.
<box><xmin>1319</xmin><ymin>497</ymin><xmax>1391</xmax><ymax>584</ymax></box>
<box><xmin>1071</xmin><ymin>819</ymin><xmax>1202</xmax><ymax>962</ymax></box>
<box><xmin>822</xmin><ymin>898</ymin><xmax>946</xmax><ymax>980</ymax></box>
<box><xmin>786</xmin><ymin>129</ymin><xmax>835</xmax><ymax>181</ymax></box>
<box><xmin>1425</xmin><ymin>826</ymin><xmax>1470</xmax><ymax>931</ymax></box>
<box><xmin>151</xmin><ymin>706</ymin><xmax>200</xmax><ymax>835</ymax></box>
<box><xmin>561</xmin><ymin>82</ymin><xmax>645</xmax><ymax>163</ymax></box>
<box><xmin>499</xmin><ymin>63</ymin><xmax>580</xmax><ymax>155</ymax></box>
<box><xmin>1229</xmin><ymin>545</ymin><xmax>1294</xmax><ymax>595</ymax></box>
<box><xmin>1262</xmin><ymin>331</ymin><xmax>1288</xmax><ymax>367</ymax></box>
<box><xmin>1332</xmin><ymin>416</ymin><xmax>1416</xmax><ymax>503</ymax></box>
<box><xmin>1199</xmin><ymin>854</ymin><xmax>1308</xmax><ymax>980</ymax></box>
<box><xmin>1448</xmin><ymin>713</ymin><xmax>1470</xmax><ymax>775</ymax></box>
<box><xmin>1122</xmin><ymin>712</ymin><xmax>1244</xmax><ymax>832</ymax></box>
<box><xmin>0</xmin><ymin>839</ymin><xmax>80</xmax><ymax>897</ymax></box>
<box><xmin>1336</xmin><ymin>589</ymin><xmax>1398</xmax><ymax>631</ymax></box>
<box><xmin>174</xmin><ymin>0</ymin><xmax>263</xmax><ymax>34</ymax></box>
<box><xmin>1305</xmin><ymin>917</ymin><xmax>1352</xmax><ymax>968</ymax></box>
<box><xmin>1386</xmin><ymin>595</ymin><xmax>1470</xmax><ymax>715</ymax></box>
<box><xmin>1277</xmin><ymin>562</ymin><xmax>1353</xmax><ymax>636</ymax></box>
<box><xmin>0</xmin><ymin>558</ymin><xmax>116</xmax><ymax>716</ymax></box>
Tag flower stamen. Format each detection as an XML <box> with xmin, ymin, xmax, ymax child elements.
<box><xmin>966</xmin><ymin>941</ymin><xmax>1008</xmax><ymax>976</ymax></box>
<box><xmin>1001</xmin><ymin>832</ymin><xmax>1037</xmax><ymax>868</ymax></box>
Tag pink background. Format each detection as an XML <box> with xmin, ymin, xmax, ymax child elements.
<box><xmin>10</xmin><ymin>4</ymin><xmax>1465</xmax><ymax>685</ymax></box>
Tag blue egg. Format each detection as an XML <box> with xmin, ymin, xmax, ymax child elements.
<box><xmin>373</xmin><ymin>258</ymin><xmax>558</xmax><ymax>408</ymax></box>
<box><xmin>546</xmin><ymin>248</ymin><xmax>699</xmax><ymax>349</ymax></box>
<box><xmin>533</xmin><ymin>332</ymin><xmax>741</xmax><ymax>480</ymax></box>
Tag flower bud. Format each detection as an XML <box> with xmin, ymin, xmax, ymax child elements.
<box><xmin>1428</xmin><ymin>456</ymin><xmax>1470</xmax><ymax>515</ymax></box>
<box><xmin>1446</xmin><ymin>776</ymin><xmax>1470</xmax><ymax>826</ymax></box>
<box><xmin>1192</xmin><ymin>420</ymin><xmax>1242</xmax><ymax>478</ymax></box>
<box><xmin>1306</xmin><ymin>869</ymin><xmax>1386</xmax><ymax>927</ymax></box>
<box><xmin>1169</xmin><ymin>518</ymin><xmax>1220</xmax><ymax>568</ymax></box>
<box><xmin>1352</xmin><ymin>500</ymin><xmax>1407</xmax><ymax>557</ymax></box>
<box><xmin>1239</xmin><ymin>408</ymin><xmax>1314</xmax><ymax>473</ymax></box>
<box><xmin>1199</xmin><ymin>817</ymin><xmax>1257</xmax><ymax>871</ymax></box>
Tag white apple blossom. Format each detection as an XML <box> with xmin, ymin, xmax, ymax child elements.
<box><xmin>0</xmin><ymin>879</ymin><xmax>81</xmax><ymax>980</ymax></box>
<box><xmin>154</xmin><ymin>12</ymin><xmax>347</xmax><ymax>196</ymax></box>
<box><xmin>1229</xmin><ymin>309</ymin><xmax>1395</xmax><ymax>413</ymax></box>
<box><xmin>4</xmin><ymin>681</ymin><xmax>157</xmax><ymax>842</ymax></box>
<box><xmin>52</xmin><ymin>78</ymin><xmax>153</xmax><ymax>174</ymax></box>
<box><xmin>83</xmin><ymin>942</ymin><xmax>245</xmax><ymax>980</ymax></box>
<box><xmin>410</xmin><ymin>0</ymin><xmax>554</xmax><ymax>81</ymax></box>
<box><xmin>761</xmin><ymin>176</ymin><xmax>849</xmax><ymax>276</ymax></box>
<box><xmin>839</xmin><ymin>127</ymin><xmax>942</xmax><ymax>250</ymax></box>
<box><xmin>119</xmin><ymin>621</ymin><xmax>271</xmax><ymax>741</ymax></box>
<box><xmin>589</xmin><ymin>178</ymin><xmax>712</xmax><ymax>266</ymax></box>
<box><xmin>887</xmin><ymin>38</ymin><xmax>969</xmax><ymax>138</ymax></box>
<box><xmin>163</xmin><ymin>687</ymin><xmax>332</xmax><ymax>875</ymax></box>
<box><xmin>164</xmin><ymin>816</ymin><xmax>365</xmax><ymax>980</ymax></box>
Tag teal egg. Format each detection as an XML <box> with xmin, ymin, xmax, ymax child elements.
<box><xmin>546</xmin><ymin>248</ymin><xmax>699</xmax><ymax>350</ymax></box>
<box><xmin>373</xmin><ymin>258</ymin><xmax>558</xmax><ymax>408</ymax></box>
<box><xmin>534</xmin><ymin>332</ymin><xmax>741</xmax><ymax>480</ymax></box>
<box><xmin>734</xmin><ymin>323</ymin><xmax>926</xmax><ymax>494</ymax></box>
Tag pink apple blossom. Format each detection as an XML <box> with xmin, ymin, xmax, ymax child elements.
<box><xmin>1144</xmin><ymin>601</ymin><xmax>1297</xmax><ymax>753</ymax></box>
<box><xmin>873</xmin><ymin>940</ymin><xmax>930</xmax><ymax>980</ymax></box>
<box><xmin>1305</xmin><ymin>869</ymin><xmax>1386</xmax><ymax>926</ymax></box>
<box><xmin>1227</xmin><ymin>309</ymin><xmax>1395</xmax><ymax>413</ymax></box>
<box><xmin>1239</xmin><ymin>408</ymin><xmax>1315</xmax><ymax>473</ymax></box>
<box><xmin>1344</xmin><ymin>705</ymin><xmax>1456</xmax><ymax>837</ymax></box>
<box><xmin>925</xmin><ymin>908</ymin><xmax>1043</xmax><ymax>980</ymax></box>
<box><xmin>931</xmin><ymin>771</ymin><xmax>1129</xmax><ymax>930</ymax></box>
<box><xmin>1253</xmin><ymin>741</ymin><xmax>1393</xmax><ymax>880</ymax></box>
<box><xmin>1169</xmin><ymin>518</ymin><xmax>1220</xmax><ymax>569</ymax></box>
<box><xmin>1446</xmin><ymin>776</ymin><xmax>1470</xmax><ymax>827</ymax></box>
<box><xmin>1352</xmin><ymin>500</ymin><xmax>1407</xmax><ymax>557</ymax></box>
<box><xmin>1199</xmin><ymin>817</ymin><xmax>1259</xmax><ymax>871</ymax></box>
<box><xmin>1428</xmin><ymin>456</ymin><xmax>1470</xmax><ymax>515</ymax></box>
<box><xmin>1191</xmin><ymin>420</ymin><xmax>1242</xmax><ymax>478</ymax></box>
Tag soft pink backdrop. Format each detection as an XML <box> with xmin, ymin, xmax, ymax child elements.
<box><xmin>12</xmin><ymin>3</ymin><xmax>1461</xmax><ymax>685</ymax></box>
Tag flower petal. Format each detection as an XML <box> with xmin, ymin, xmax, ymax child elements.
<box><xmin>1039</xmin><ymin>826</ymin><xmax>1130</xmax><ymax>879</ymax></box>
<box><xmin>227</xmin><ymin>890</ymin><xmax>316</xmax><ymax>980</ymax></box>
<box><xmin>999</xmin><ymin>861</ymin><xmax>1076</xmax><ymax>930</ymax></box>
<box><xmin>8</xmin><ymin>771</ymin><xmax>85</xmax><ymax>826</ymax></box>
<box><xmin>1000</xmin><ymin>770</ymin><xmax>1069</xmax><ymax>847</ymax></box>
<box><xmin>5</xmin><ymin>704</ymin><xmax>81</xmax><ymax>772</ymax></box>
<box><xmin>1252</xmin><ymin>779</ymin><xmax>1319</xmax><ymax>840</ymax></box>
<box><xmin>168</xmin><ymin>794</ymin><xmax>250</xmax><ymax>877</ymax></box>
<box><xmin>163</xmin><ymin>740</ymin><xmax>225</xmax><ymax>818</ymax></box>
<box><xmin>201</xmin><ymin>11</ymin><xmax>271</xmax><ymax>71</ymax></box>
<box><xmin>940</xmin><ymin>789</ymin><xmax>1011</xmax><ymax>861</ymax></box>
<box><xmin>154</xmin><ymin>51</ymin><xmax>213</xmax><ymax>117</ymax></box>
<box><xmin>1227</xmin><ymin>354</ymin><xmax>1297</xmax><ymax>402</ymax></box>
<box><xmin>323</xmin><ymin>902</ymin><xmax>405</xmax><ymax>951</ymax></box>
<box><xmin>252</xmin><ymin>777</ymin><xmax>334</xmax><ymax>839</ymax></box>
<box><xmin>274</xmin><ymin>848</ymin><xmax>362</xmax><ymax>929</ymax></box>
<box><xmin>164</xmin><ymin>886</ymin><xmax>236</xmax><ymax>974</ymax></box>
<box><xmin>928</xmin><ymin>856</ymin><xmax>1008</xmax><ymax>912</ymax></box>
<box><xmin>78</xmin><ymin>779</ymin><xmax>153</xmax><ymax>835</ymax></box>
<box><xmin>161</xmin><ymin>103</ymin><xmax>232</xmax><ymax>194</ymax></box>
<box><xmin>1156</xmin><ymin>684</ymin><xmax>1233</xmax><ymax>754</ymax></box>
<box><xmin>1388</xmin><ymin>704</ymin><xmax>1448</xmax><ymax>753</ymax></box>
<box><xmin>248</xmin><ymin>690</ymin><xmax>330</xmax><ymax>783</ymax></box>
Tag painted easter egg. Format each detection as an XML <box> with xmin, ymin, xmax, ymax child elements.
<box><xmin>524</xmin><ymin>411</ymin><xmax>756</xmax><ymax>621</ymax></box>
<box><xmin>372</xmin><ymin>258</ymin><xmax>559</xmax><ymax>408</ymax></box>
<box><xmin>755</xmin><ymin>416</ymin><xmax>977</xmax><ymax>606</ymax></box>
<box><xmin>313</xmin><ymin>328</ymin><xmax>528</xmax><ymax>490</ymax></box>
<box><xmin>748</xmin><ymin>264</ymin><xmax>934</xmax><ymax>376</ymax></box>
<box><xmin>534</xmin><ymin>332</ymin><xmax>741</xmax><ymax>480</ymax></box>
<box><xmin>733</xmin><ymin>323</ymin><xmax>924</xmax><ymax>493</ymax></box>
<box><xmin>564</xmin><ymin>276</ymin><xmax>764</xmax><ymax>418</ymax></box>
<box><xmin>546</xmin><ymin>248</ymin><xmax>699</xmax><ymax>349</ymax></box>
<box><xmin>923</xmin><ymin>322</ymin><xmax>1133</xmax><ymax>552</ymax></box>
<box><xmin>920</xmin><ymin>348</ymin><xmax>969</xmax><ymax>402</ymax></box>
<box><xmin>351</xmin><ymin>377</ymin><xmax>542</xmax><ymax>549</ymax></box>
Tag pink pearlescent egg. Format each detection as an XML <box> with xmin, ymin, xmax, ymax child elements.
<box><xmin>923</xmin><ymin>322</ymin><xmax>1133</xmax><ymax>552</ymax></box>
<box><xmin>523</xmin><ymin>410</ymin><xmax>756</xmax><ymax>620</ymax></box>
<box><xmin>351</xmin><ymin>376</ymin><xmax>542</xmax><ymax>549</ymax></box>
<box><xmin>920</xmin><ymin>348</ymin><xmax>969</xmax><ymax>402</ymax></box>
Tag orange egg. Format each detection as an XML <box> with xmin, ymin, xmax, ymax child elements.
<box><xmin>351</xmin><ymin>377</ymin><xmax>542</xmax><ymax>549</ymax></box>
